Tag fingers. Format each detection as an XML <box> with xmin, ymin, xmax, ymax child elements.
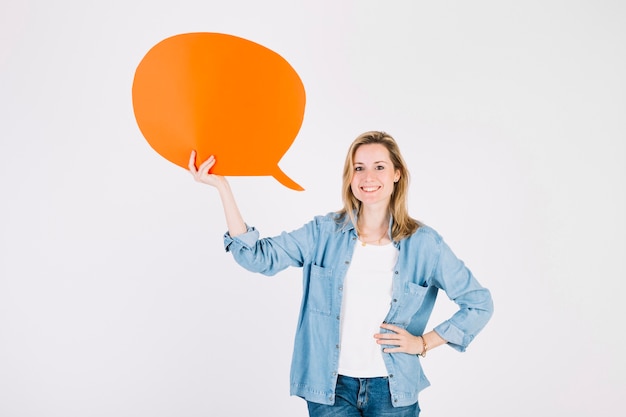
<box><xmin>189</xmin><ymin>150</ymin><xmax>217</xmax><ymax>183</ymax></box>
<box><xmin>374</xmin><ymin>333</ymin><xmax>402</xmax><ymax>341</ymax></box>
<box><xmin>198</xmin><ymin>155</ymin><xmax>216</xmax><ymax>174</ymax></box>
<box><xmin>188</xmin><ymin>150</ymin><xmax>197</xmax><ymax>172</ymax></box>
<box><xmin>374</xmin><ymin>324</ymin><xmax>405</xmax><ymax>343</ymax></box>
<box><xmin>382</xmin><ymin>347</ymin><xmax>404</xmax><ymax>353</ymax></box>
<box><xmin>374</xmin><ymin>335</ymin><xmax>403</xmax><ymax>345</ymax></box>
<box><xmin>375</xmin><ymin>335</ymin><xmax>404</xmax><ymax>353</ymax></box>
<box><xmin>379</xmin><ymin>323</ymin><xmax>406</xmax><ymax>334</ymax></box>
<box><xmin>374</xmin><ymin>329</ymin><xmax>401</xmax><ymax>339</ymax></box>
<box><xmin>188</xmin><ymin>150</ymin><xmax>215</xmax><ymax>173</ymax></box>
<box><xmin>374</xmin><ymin>324</ymin><xmax>419</xmax><ymax>354</ymax></box>
<box><xmin>375</xmin><ymin>335</ymin><xmax>411</xmax><ymax>354</ymax></box>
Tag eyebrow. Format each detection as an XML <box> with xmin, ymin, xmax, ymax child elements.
<box><xmin>354</xmin><ymin>160</ymin><xmax>389</xmax><ymax>164</ymax></box>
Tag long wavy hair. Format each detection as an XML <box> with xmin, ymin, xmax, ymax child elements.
<box><xmin>336</xmin><ymin>131</ymin><xmax>419</xmax><ymax>241</ymax></box>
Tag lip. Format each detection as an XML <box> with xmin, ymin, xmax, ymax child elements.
<box><xmin>360</xmin><ymin>185</ymin><xmax>381</xmax><ymax>193</ymax></box>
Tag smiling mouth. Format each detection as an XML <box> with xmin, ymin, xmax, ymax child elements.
<box><xmin>360</xmin><ymin>186</ymin><xmax>381</xmax><ymax>193</ymax></box>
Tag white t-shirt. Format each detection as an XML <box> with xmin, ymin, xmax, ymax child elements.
<box><xmin>337</xmin><ymin>240</ymin><xmax>399</xmax><ymax>377</ymax></box>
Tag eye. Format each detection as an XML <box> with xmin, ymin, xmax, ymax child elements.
<box><xmin>354</xmin><ymin>166</ymin><xmax>363</xmax><ymax>171</ymax></box>
<box><xmin>376</xmin><ymin>165</ymin><xmax>385</xmax><ymax>170</ymax></box>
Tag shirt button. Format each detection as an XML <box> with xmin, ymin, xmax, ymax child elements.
<box><xmin>336</xmin><ymin>315</ymin><xmax>340</xmax><ymax>320</ymax></box>
<box><xmin>339</xmin><ymin>286</ymin><xmax>343</xmax><ymax>291</ymax></box>
<box><xmin>389</xmin><ymin>374</ymin><xmax>394</xmax><ymax>378</ymax></box>
<box><xmin>394</xmin><ymin>398</ymin><xmax>398</xmax><ymax>403</ymax></box>
<box><xmin>345</xmin><ymin>261</ymin><xmax>350</xmax><ymax>265</ymax></box>
<box><xmin>336</xmin><ymin>344</ymin><xmax>340</xmax><ymax>349</ymax></box>
<box><xmin>394</xmin><ymin>271</ymin><xmax>399</xmax><ymax>274</ymax></box>
<box><xmin>393</xmin><ymin>298</ymin><xmax>397</xmax><ymax>303</ymax></box>
<box><xmin>332</xmin><ymin>371</ymin><xmax>337</xmax><ymax>376</ymax></box>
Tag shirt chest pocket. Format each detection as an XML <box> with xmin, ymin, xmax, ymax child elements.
<box><xmin>305</xmin><ymin>264</ymin><xmax>333</xmax><ymax>316</ymax></box>
<box><xmin>388</xmin><ymin>282</ymin><xmax>430</xmax><ymax>325</ymax></box>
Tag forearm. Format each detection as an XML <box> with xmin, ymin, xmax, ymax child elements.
<box><xmin>420</xmin><ymin>330</ymin><xmax>447</xmax><ymax>356</ymax></box>
<box><xmin>215</xmin><ymin>178</ymin><xmax>247</xmax><ymax>237</ymax></box>
<box><xmin>432</xmin><ymin>288</ymin><xmax>494</xmax><ymax>352</ymax></box>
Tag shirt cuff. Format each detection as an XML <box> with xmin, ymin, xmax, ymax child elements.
<box><xmin>223</xmin><ymin>225</ymin><xmax>259</xmax><ymax>252</ymax></box>
<box><xmin>433</xmin><ymin>320</ymin><xmax>474</xmax><ymax>352</ymax></box>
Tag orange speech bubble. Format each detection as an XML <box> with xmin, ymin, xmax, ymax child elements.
<box><xmin>132</xmin><ymin>32</ymin><xmax>306</xmax><ymax>190</ymax></box>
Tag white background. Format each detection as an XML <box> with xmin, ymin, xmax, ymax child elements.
<box><xmin>1</xmin><ymin>1</ymin><xmax>624</xmax><ymax>416</ymax></box>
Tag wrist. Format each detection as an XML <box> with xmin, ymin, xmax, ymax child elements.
<box><xmin>215</xmin><ymin>176</ymin><xmax>231</xmax><ymax>192</ymax></box>
<box><xmin>418</xmin><ymin>336</ymin><xmax>428</xmax><ymax>357</ymax></box>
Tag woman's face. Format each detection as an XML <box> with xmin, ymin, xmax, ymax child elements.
<box><xmin>350</xmin><ymin>143</ymin><xmax>400</xmax><ymax>209</ymax></box>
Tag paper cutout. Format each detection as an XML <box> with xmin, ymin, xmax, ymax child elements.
<box><xmin>132</xmin><ymin>32</ymin><xmax>306</xmax><ymax>190</ymax></box>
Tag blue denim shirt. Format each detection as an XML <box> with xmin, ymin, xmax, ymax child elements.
<box><xmin>224</xmin><ymin>213</ymin><xmax>493</xmax><ymax>407</ymax></box>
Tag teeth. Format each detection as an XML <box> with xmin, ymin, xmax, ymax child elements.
<box><xmin>362</xmin><ymin>186</ymin><xmax>379</xmax><ymax>192</ymax></box>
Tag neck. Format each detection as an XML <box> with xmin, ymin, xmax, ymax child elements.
<box><xmin>358</xmin><ymin>205</ymin><xmax>390</xmax><ymax>231</ymax></box>
<box><xmin>357</xmin><ymin>206</ymin><xmax>390</xmax><ymax>246</ymax></box>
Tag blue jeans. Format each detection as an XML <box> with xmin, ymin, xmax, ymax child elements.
<box><xmin>307</xmin><ymin>375</ymin><xmax>420</xmax><ymax>417</ymax></box>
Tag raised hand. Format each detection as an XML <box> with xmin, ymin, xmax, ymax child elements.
<box><xmin>188</xmin><ymin>150</ymin><xmax>246</xmax><ymax>236</ymax></box>
<box><xmin>188</xmin><ymin>150</ymin><xmax>227</xmax><ymax>188</ymax></box>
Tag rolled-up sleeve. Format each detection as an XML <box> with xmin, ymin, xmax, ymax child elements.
<box><xmin>224</xmin><ymin>225</ymin><xmax>260</xmax><ymax>251</ymax></box>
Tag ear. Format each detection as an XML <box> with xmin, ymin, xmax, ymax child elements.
<box><xmin>394</xmin><ymin>170</ymin><xmax>401</xmax><ymax>183</ymax></box>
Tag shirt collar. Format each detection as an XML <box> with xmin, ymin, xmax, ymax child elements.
<box><xmin>340</xmin><ymin>212</ymin><xmax>400</xmax><ymax>248</ymax></box>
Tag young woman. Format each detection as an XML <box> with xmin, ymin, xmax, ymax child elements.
<box><xmin>189</xmin><ymin>131</ymin><xmax>493</xmax><ymax>417</ymax></box>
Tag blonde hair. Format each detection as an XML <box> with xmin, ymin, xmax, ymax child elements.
<box><xmin>337</xmin><ymin>131</ymin><xmax>419</xmax><ymax>241</ymax></box>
